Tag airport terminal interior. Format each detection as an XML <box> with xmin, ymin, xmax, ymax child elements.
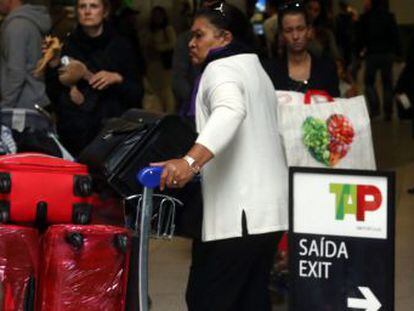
<box><xmin>0</xmin><ymin>0</ymin><xmax>413</xmax><ymax>310</ymax></box>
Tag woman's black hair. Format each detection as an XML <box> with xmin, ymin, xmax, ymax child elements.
<box><xmin>149</xmin><ymin>6</ymin><xmax>169</xmax><ymax>32</ymax></box>
<box><xmin>277</xmin><ymin>1</ymin><xmax>309</xmax><ymax>30</ymax></box>
<box><xmin>194</xmin><ymin>2</ymin><xmax>256</xmax><ymax>48</ymax></box>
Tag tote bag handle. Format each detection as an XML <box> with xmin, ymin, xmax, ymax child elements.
<box><xmin>304</xmin><ymin>89</ymin><xmax>334</xmax><ymax>104</ymax></box>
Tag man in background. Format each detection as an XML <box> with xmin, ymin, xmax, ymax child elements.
<box><xmin>357</xmin><ymin>0</ymin><xmax>401</xmax><ymax>120</ymax></box>
<box><xmin>0</xmin><ymin>0</ymin><xmax>50</xmax><ymax>108</ymax></box>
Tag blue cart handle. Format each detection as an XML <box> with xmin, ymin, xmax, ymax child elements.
<box><xmin>137</xmin><ymin>166</ymin><xmax>163</xmax><ymax>189</ymax></box>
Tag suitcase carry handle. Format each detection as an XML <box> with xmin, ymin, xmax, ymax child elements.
<box><xmin>304</xmin><ymin>89</ymin><xmax>334</xmax><ymax>104</ymax></box>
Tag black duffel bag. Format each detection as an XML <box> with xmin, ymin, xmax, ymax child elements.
<box><xmin>79</xmin><ymin>109</ymin><xmax>202</xmax><ymax>239</ymax></box>
<box><xmin>79</xmin><ymin>109</ymin><xmax>196</xmax><ymax>196</ymax></box>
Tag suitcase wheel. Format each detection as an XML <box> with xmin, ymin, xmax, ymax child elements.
<box><xmin>78</xmin><ymin>213</ymin><xmax>89</xmax><ymax>224</ymax></box>
<box><xmin>74</xmin><ymin>175</ymin><xmax>93</xmax><ymax>197</ymax></box>
<box><xmin>114</xmin><ymin>234</ymin><xmax>129</xmax><ymax>253</ymax></box>
<box><xmin>73</xmin><ymin>203</ymin><xmax>92</xmax><ymax>224</ymax></box>
<box><xmin>0</xmin><ymin>200</ymin><xmax>10</xmax><ymax>223</ymax></box>
<box><xmin>65</xmin><ymin>232</ymin><xmax>84</xmax><ymax>249</ymax></box>
<box><xmin>0</xmin><ymin>173</ymin><xmax>11</xmax><ymax>194</ymax></box>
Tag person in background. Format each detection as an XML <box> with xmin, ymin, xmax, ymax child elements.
<box><xmin>45</xmin><ymin>0</ymin><xmax>141</xmax><ymax>156</ymax></box>
<box><xmin>0</xmin><ymin>0</ymin><xmax>50</xmax><ymax>108</ymax></box>
<box><xmin>142</xmin><ymin>6</ymin><xmax>176</xmax><ymax>113</ymax></box>
<box><xmin>153</xmin><ymin>3</ymin><xmax>287</xmax><ymax>310</ymax></box>
<box><xmin>395</xmin><ymin>34</ymin><xmax>414</xmax><ymax>194</ymax></box>
<box><xmin>174</xmin><ymin>0</ymin><xmax>193</xmax><ymax>35</ymax></box>
<box><xmin>394</xmin><ymin>34</ymin><xmax>414</xmax><ymax>121</ymax></box>
<box><xmin>335</xmin><ymin>0</ymin><xmax>355</xmax><ymax>70</ymax></box>
<box><xmin>305</xmin><ymin>0</ymin><xmax>340</xmax><ymax>62</ymax></box>
<box><xmin>263</xmin><ymin>1</ymin><xmax>339</xmax><ymax>97</ymax></box>
<box><xmin>108</xmin><ymin>0</ymin><xmax>146</xmax><ymax>77</ymax></box>
<box><xmin>171</xmin><ymin>29</ymin><xmax>198</xmax><ymax>119</ymax></box>
<box><xmin>263</xmin><ymin>0</ymin><xmax>278</xmax><ymax>59</ymax></box>
<box><xmin>356</xmin><ymin>0</ymin><xmax>402</xmax><ymax>120</ymax></box>
<box><xmin>262</xmin><ymin>4</ymin><xmax>339</xmax><ymax>296</ymax></box>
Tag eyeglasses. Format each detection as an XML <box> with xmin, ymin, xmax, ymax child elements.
<box><xmin>278</xmin><ymin>0</ymin><xmax>304</xmax><ymax>12</ymax></box>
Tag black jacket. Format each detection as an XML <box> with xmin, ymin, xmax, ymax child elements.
<box><xmin>46</xmin><ymin>24</ymin><xmax>142</xmax><ymax>156</ymax></box>
<box><xmin>262</xmin><ymin>53</ymin><xmax>340</xmax><ymax>97</ymax></box>
<box><xmin>356</xmin><ymin>8</ymin><xmax>402</xmax><ymax>56</ymax></box>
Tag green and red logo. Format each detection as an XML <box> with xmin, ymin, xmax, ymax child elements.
<box><xmin>330</xmin><ymin>184</ymin><xmax>382</xmax><ymax>221</ymax></box>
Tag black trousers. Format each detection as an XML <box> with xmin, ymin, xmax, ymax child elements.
<box><xmin>364</xmin><ymin>53</ymin><xmax>394</xmax><ymax>118</ymax></box>
<box><xmin>186</xmin><ymin>215</ymin><xmax>282</xmax><ymax>311</ymax></box>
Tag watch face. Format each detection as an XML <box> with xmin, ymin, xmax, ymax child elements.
<box><xmin>184</xmin><ymin>155</ymin><xmax>195</xmax><ymax>166</ymax></box>
<box><xmin>184</xmin><ymin>155</ymin><xmax>200</xmax><ymax>174</ymax></box>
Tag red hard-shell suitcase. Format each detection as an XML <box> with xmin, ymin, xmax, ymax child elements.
<box><xmin>0</xmin><ymin>225</ymin><xmax>39</xmax><ymax>311</ymax></box>
<box><xmin>0</xmin><ymin>153</ymin><xmax>93</xmax><ymax>225</ymax></box>
<box><xmin>37</xmin><ymin>225</ymin><xmax>131</xmax><ymax>311</ymax></box>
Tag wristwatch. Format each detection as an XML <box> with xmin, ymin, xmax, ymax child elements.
<box><xmin>183</xmin><ymin>155</ymin><xmax>201</xmax><ymax>175</ymax></box>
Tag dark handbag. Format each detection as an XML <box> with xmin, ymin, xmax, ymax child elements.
<box><xmin>108</xmin><ymin>119</ymin><xmax>195</xmax><ymax>196</ymax></box>
<box><xmin>79</xmin><ymin>109</ymin><xmax>162</xmax><ymax>181</ymax></box>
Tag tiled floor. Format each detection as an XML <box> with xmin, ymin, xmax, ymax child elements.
<box><xmin>147</xmin><ymin>119</ymin><xmax>414</xmax><ymax>311</ymax></box>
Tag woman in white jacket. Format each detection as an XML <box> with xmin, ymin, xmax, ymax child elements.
<box><xmin>153</xmin><ymin>3</ymin><xmax>288</xmax><ymax>310</ymax></box>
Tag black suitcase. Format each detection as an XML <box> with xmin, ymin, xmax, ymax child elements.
<box><xmin>79</xmin><ymin>109</ymin><xmax>197</xmax><ymax>197</ymax></box>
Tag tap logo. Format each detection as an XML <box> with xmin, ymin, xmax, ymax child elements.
<box><xmin>330</xmin><ymin>184</ymin><xmax>382</xmax><ymax>221</ymax></box>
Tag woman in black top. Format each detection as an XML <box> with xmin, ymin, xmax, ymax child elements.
<box><xmin>46</xmin><ymin>0</ymin><xmax>141</xmax><ymax>156</ymax></box>
<box><xmin>263</xmin><ymin>1</ymin><xmax>340</xmax><ymax>97</ymax></box>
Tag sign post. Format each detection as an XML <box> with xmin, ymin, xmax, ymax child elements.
<box><xmin>289</xmin><ymin>167</ymin><xmax>395</xmax><ymax>311</ymax></box>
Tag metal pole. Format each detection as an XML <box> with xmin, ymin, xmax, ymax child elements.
<box><xmin>138</xmin><ymin>187</ymin><xmax>153</xmax><ymax>311</ymax></box>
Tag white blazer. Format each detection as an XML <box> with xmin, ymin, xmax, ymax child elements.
<box><xmin>195</xmin><ymin>54</ymin><xmax>288</xmax><ymax>242</ymax></box>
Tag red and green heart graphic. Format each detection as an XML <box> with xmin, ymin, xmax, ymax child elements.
<box><xmin>302</xmin><ymin>114</ymin><xmax>355</xmax><ymax>166</ymax></box>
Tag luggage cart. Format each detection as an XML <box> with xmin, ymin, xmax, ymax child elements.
<box><xmin>125</xmin><ymin>166</ymin><xmax>182</xmax><ymax>311</ymax></box>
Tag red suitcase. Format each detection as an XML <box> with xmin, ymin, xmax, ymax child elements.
<box><xmin>0</xmin><ymin>153</ymin><xmax>93</xmax><ymax>225</ymax></box>
<box><xmin>0</xmin><ymin>225</ymin><xmax>39</xmax><ymax>311</ymax></box>
<box><xmin>37</xmin><ymin>225</ymin><xmax>131</xmax><ymax>311</ymax></box>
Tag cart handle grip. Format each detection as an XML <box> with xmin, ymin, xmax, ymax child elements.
<box><xmin>137</xmin><ymin>166</ymin><xmax>163</xmax><ymax>189</ymax></box>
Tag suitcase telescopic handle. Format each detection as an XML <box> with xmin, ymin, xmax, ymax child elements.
<box><xmin>134</xmin><ymin>166</ymin><xmax>163</xmax><ymax>311</ymax></box>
